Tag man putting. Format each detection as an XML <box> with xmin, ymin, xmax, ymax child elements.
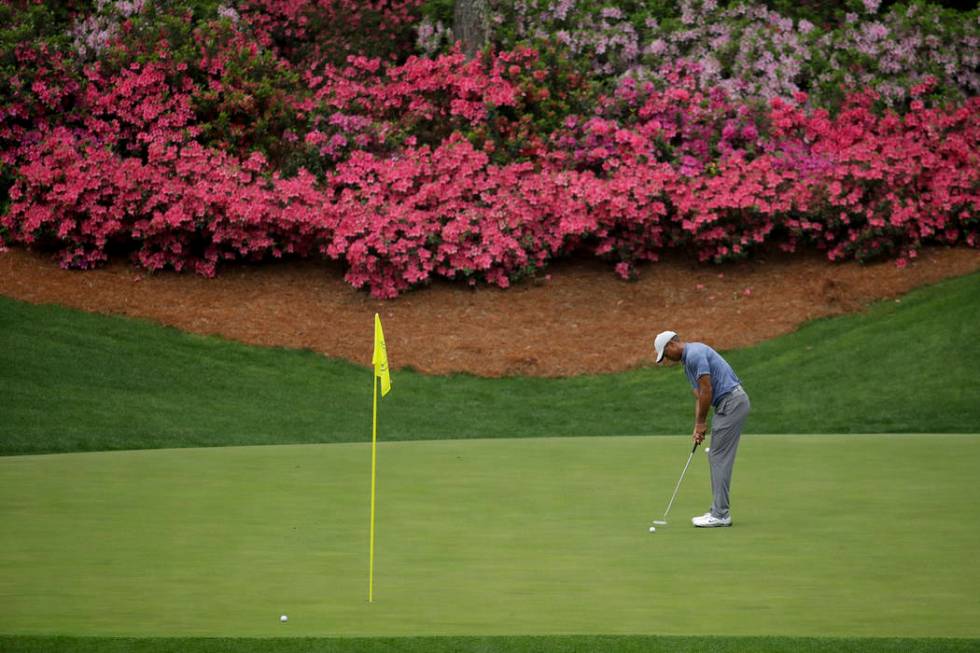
<box><xmin>654</xmin><ymin>331</ymin><xmax>750</xmax><ymax>527</ymax></box>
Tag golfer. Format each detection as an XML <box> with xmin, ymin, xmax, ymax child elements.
<box><xmin>654</xmin><ymin>331</ymin><xmax>750</xmax><ymax>527</ymax></box>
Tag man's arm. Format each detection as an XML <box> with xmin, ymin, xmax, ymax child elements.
<box><xmin>693</xmin><ymin>374</ymin><xmax>712</xmax><ymax>444</ymax></box>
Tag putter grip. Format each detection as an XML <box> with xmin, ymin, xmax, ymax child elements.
<box><xmin>691</xmin><ymin>441</ymin><xmax>700</xmax><ymax>454</ymax></box>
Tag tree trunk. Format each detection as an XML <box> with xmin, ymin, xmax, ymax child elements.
<box><xmin>453</xmin><ymin>0</ymin><xmax>488</xmax><ymax>59</ymax></box>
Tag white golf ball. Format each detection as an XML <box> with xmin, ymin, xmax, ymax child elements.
<box><xmin>705</xmin><ymin>447</ymin><xmax>710</xmax><ymax>453</ymax></box>
<box><xmin>648</xmin><ymin>526</ymin><xmax>656</xmax><ymax>532</ymax></box>
<box><xmin>280</xmin><ymin>615</ymin><xmax>288</xmax><ymax>623</ymax></box>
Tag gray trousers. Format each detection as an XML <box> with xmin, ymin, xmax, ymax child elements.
<box><xmin>708</xmin><ymin>386</ymin><xmax>751</xmax><ymax>519</ymax></box>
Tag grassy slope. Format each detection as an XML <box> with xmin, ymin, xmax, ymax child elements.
<box><xmin>1</xmin><ymin>272</ymin><xmax>978</xmax><ymax>455</ymax></box>
<box><xmin>1</xmin><ymin>436</ymin><xmax>978</xmax><ymax>639</ymax></box>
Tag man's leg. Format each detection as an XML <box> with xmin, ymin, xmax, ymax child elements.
<box><xmin>709</xmin><ymin>390</ymin><xmax>750</xmax><ymax>519</ymax></box>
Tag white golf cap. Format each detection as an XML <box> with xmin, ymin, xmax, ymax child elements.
<box><xmin>654</xmin><ymin>330</ymin><xmax>677</xmax><ymax>363</ymax></box>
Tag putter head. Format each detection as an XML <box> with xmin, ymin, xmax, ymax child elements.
<box><xmin>652</xmin><ymin>520</ymin><xmax>667</xmax><ymax>525</ymax></box>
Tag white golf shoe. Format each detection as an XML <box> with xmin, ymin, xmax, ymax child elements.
<box><xmin>692</xmin><ymin>512</ymin><xmax>732</xmax><ymax>527</ymax></box>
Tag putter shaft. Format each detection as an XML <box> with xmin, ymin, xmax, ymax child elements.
<box><xmin>659</xmin><ymin>442</ymin><xmax>699</xmax><ymax>522</ymax></box>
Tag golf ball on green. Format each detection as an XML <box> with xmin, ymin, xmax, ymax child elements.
<box><xmin>648</xmin><ymin>526</ymin><xmax>656</xmax><ymax>532</ymax></box>
<box><xmin>280</xmin><ymin>615</ymin><xmax>288</xmax><ymax>623</ymax></box>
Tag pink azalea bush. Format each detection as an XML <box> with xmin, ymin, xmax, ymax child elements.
<box><xmin>781</xmin><ymin>85</ymin><xmax>980</xmax><ymax>265</ymax></box>
<box><xmin>296</xmin><ymin>47</ymin><xmax>526</xmax><ymax>163</ymax></box>
<box><xmin>5</xmin><ymin>127</ymin><xmax>327</xmax><ymax>274</ymax></box>
<box><xmin>0</xmin><ymin>2</ymin><xmax>977</xmax><ymax>297</ymax></box>
<box><xmin>6</xmin><ymin>64</ymin><xmax>976</xmax><ymax>297</ymax></box>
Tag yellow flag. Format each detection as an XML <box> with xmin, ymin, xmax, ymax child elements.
<box><xmin>372</xmin><ymin>313</ymin><xmax>391</xmax><ymax>396</ymax></box>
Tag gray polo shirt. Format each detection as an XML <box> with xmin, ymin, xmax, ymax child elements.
<box><xmin>682</xmin><ymin>342</ymin><xmax>741</xmax><ymax>408</ymax></box>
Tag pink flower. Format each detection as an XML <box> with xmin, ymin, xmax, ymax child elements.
<box><xmin>305</xmin><ymin>130</ymin><xmax>326</xmax><ymax>146</ymax></box>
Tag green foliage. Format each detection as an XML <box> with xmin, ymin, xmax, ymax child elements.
<box><xmin>0</xmin><ymin>2</ymin><xmax>74</xmax><ymax>53</ymax></box>
<box><xmin>760</xmin><ymin>0</ymin><xmax>854</xmax><ymax>25</ymax></box>
<box><xmin>0</xmin><ymin>2</ymin><xmax>77</xmax><ymax>115</ymax></box>
<box><xmin>420</xmin><ymin>0</ymin><xmax>455</xmax><ymax>24</ymax></box>
<box><xmin>190</xmin><ymin>28</ymin><xmax>300</xmax><ymax>160</ymax></box>
<box><xmin>474</xmin><ymin>43</ymin><xmax>598</xmax><ymax>164</ymax></box>
<box><xmin>246</xmin><ymin>1</ymin><xmax>423</xmax><ymax>68</ymax></box>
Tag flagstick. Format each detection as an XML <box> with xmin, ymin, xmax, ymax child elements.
<box><xmin>369</xmin><ymin>374</ymin><xmax>378</xmax><ymax>603</ymax></box>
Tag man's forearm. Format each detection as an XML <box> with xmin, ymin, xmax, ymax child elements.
<box><xmin>696</xmin><ymin>378</ymin><xmax>712</xmax><ymax>426</ymax></box>
<box><xmin>696</xmin><ymin>392</ymin><xmax>711</xmax><ymax>425</ymax></box>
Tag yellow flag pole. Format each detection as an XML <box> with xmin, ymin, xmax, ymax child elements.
<box><xmin>369</xmin><ymin>372</ymin><xmax>378</xmax><ymax>603</ymax></box>
<box><xmin>369</xmin><ymin>313</ymin><xmax>390</xmax><ymax>603</ymax></box>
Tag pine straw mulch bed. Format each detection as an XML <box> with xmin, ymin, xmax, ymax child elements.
<box><xmin>1</xmin><ymin>247</ymin><xmax>977</xmax><ymax>377</ymax></box>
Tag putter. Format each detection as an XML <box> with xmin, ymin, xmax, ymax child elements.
<box><xmin>651</xmin><ymin>441</ymin><xmax>700</xmax><ymax>528</ymax></box>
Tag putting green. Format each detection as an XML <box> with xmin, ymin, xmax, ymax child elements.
<box><xmin>0</xmin><ymin>435</ymin><xmax>977</xmax><ymax>638</ymax></box>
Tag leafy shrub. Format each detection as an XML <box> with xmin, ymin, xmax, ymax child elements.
<box><xmin>0</xmin><ymin>0</ymin><xmax>976</xmax><ymax>296</ymax></box>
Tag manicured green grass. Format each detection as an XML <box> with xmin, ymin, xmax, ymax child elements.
<box><xmin>2</xmin><ymin>272</ymin><xmax>978</xmax><ymax>455</ymax></box>
<box><xmin>1</xmin><ymin>435</ymin><xmax>978</xmax><ymax>639</ymax></box>
<box><xmin>1</xmin><ymin>635</ymin><xmax>977</xmax><ymax>653</ymax></box>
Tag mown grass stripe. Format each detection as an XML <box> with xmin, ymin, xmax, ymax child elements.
<box><xmin>2</xmin><ymin>635</ymin><xmax>978</xmax><ymax>653</ymax></box>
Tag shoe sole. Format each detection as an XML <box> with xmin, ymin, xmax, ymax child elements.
<box><xmin>693</xmin><ymin>522</ymin><xmax>733</xmax><ymax>528</ymax></box>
